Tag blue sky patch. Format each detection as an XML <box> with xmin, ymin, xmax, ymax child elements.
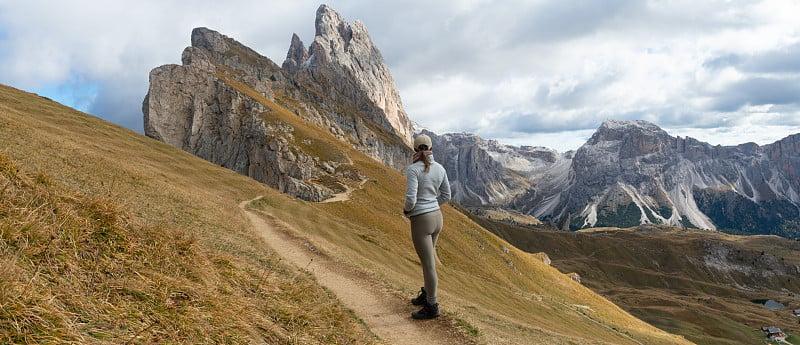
<box><xmin>35</xmin><ymin>73</ymin><xmax>99</xmax><ymax>113</ymax></box>
<box><xmin>0</xmin><ymin>27</ymin><xmax>8</xmax><ymax>59</ymax></box>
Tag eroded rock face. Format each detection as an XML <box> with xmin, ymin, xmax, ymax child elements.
<box><xmin>700</xmin><ymin>240</ymin><xmax>800</xmax><ymax>288</ymax></box>
<box><xmin>425</xmin><ymin>119</ymin><xmax>800</xmax><ymax>237</ymax></box>
<box><xmin>421</xmin><ymin>130</ymin><xmax>530</xmax><ymax>206</ymax></box>
<box><xmin>283</xmin><ymin>5</ymin><xmax>414</xmax><ymax>148</ymax></box>
<box><xmin>143</xmin><ymin>36</ymin><xmax>332</xmax><ymax>201</ymax></box>
<box><xmin>555</xmin><ymin>120</ymin><xmax>800</xmax><ymax>235</ymax></box>
<box><xmin>144</xmin><ymin>6</ymin><xmax>415</xmax><ymax>201</ymax></box>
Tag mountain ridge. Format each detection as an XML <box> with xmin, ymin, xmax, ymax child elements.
<box><xmin>428</xmin><ymin>119</ymin><xmax>800</xmax><ymax>238</ymax></box>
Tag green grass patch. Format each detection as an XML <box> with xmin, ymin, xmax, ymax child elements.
<box><xmin>596</xmin><ymin>202</ymin><xmax>644</xmax><ymax>228</ymax></box>
<box><xmin>455</xmin><ymin>317</ymin><xmax>481</xmax><ymax>337</ymax></box>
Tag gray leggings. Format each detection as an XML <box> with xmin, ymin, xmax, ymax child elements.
<box><xmin>410</xmin><ymin>210</ymin><xmax>443</xmax><ymax>305</ymax></box>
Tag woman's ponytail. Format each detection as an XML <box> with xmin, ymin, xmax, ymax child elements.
<box><xmin>413</xmin><ymin>145</ymin><xmax>432</xmax><ymax>172</ymax></box>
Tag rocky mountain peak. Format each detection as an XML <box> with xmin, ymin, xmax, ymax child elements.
<box><xmin>283</xmin><ymin>33</ymin><xmax>308</xmax><ymax>76</ymax></box>
<box><xmin>183</xmin><ymin>27</ymin><xmax>283</xmax><ymax>98</ymax></box>
<box><xmin>190</xmin><ymin>27</ymin><xmax>228</xmax><ymax>54</ymax></box>
<box><xmin>424</xmin><ymin>121</ymin><xmax>800</xmax><ymax>237</ymax></box>
<box><xmin>314</xmin><ymin>4</ymin><xmax>351</xmax><ymax>43</ymax></box>
<box><xmin>583</xmin><ymin>119</ymin><xmax>674</xmax><ymax>159</ymax></box>
<box><xmin>284</xmin><ymin>4</ymin><xmax>414</xmax><ymax>147</ymax></box>
<box><xmin>189</xmin><ymin>27</ymin><xmax>279</xmax><ymax>68</ymax></box>
<box><xmin>599</xmin><ymin>119</ymin><xmax>662</xmax><ymax>131</ymax></box>
<box><xmin>767</xmin><ymin>133</ymin><xmax>800</xmax><ymax>159</ymax></box>
<box><xmin>591</xmin><ymin>119</ymin><xmax>667</xmax><ymax>142</ymax></box>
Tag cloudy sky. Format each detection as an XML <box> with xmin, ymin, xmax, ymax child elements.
<box><xmin>2</xmin><ymin>0</ymin><xmax>799</xmax><ymax>152</ymax></box>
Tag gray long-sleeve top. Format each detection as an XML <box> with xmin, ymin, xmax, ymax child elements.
<box><xmin>404</xmin><ymin>155</ymin><xmax>451</xmax><ymax>217</ymax></box>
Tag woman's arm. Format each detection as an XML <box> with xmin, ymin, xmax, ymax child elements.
<box><xmin>437</xmin><ymin>169</ymin><xmax>451</xmax><ymax>205</ymax></box>
<box><xmin>404</xmin><ymin>168</ymin><xmax>419</xmax><ymax>213</ymax></box>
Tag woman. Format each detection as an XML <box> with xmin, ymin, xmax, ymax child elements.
<box><xmin>403</xmin><ymin>134</ymin><xmax>451</xmax><ymax>319</ymax></box>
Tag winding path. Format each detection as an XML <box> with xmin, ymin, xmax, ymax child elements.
<box><xmin>240</xmin><ymin>197</ymin><xmax>473</xmax><ymax>345</ymax></box>
<box><xmin>319</xmin><ymin>177</ymin><xmax>369</xmax><ymax>203</ymax></box>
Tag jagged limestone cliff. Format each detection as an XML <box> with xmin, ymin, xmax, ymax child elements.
<box><xmin>283</xmin><ymin>5</ymin><xmax>414</xmax><ymax>148</ymax></box>
<box><xmin>143</xmin><ymin>6</ymin><xmax>413</xmax><ymax>201</ymax></box>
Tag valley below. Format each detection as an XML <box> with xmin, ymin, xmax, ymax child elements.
<box><xmin>466</xmin><ymin>208</ymin><xmax>800</xmax><ymax>345</ymax></box>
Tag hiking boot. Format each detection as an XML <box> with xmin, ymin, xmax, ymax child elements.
<box><xmin>412</xmin><ymin>302</ymin><xmax>440</xmax><ymax>320</ymax></box>
<box><xmin>411</xmin><ymin>287</ymin><xmax>426</xmax><ymax>306</ymax></box>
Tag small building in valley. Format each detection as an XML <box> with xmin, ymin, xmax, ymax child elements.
<box><xmin>761</xmin><ymin>326</ymin><xmax>786</xmax><ymax>340</ymax></box>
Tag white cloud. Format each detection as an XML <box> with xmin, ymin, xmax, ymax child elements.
<box><xmin>497</xmin><ymin>129</ymin><xmax>597</xmax><ymax>153</ymax></box>
<box><xmin>0</xmin><ymin>0</ymin><xmax>799</xmax><ymax>150</ymax></box>
<box><xmin>402</xmin><ymin>74</ymin><xmax>489</xmax><ymax>133</ymax></box>
<box><xmin>666</xmin><ymin>124</ymin><xmax>800</xmax><ymax>147</ymax></box>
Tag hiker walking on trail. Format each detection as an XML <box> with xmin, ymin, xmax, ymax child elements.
<box><xmin>403</xmin><ymin>134</ymin><xmax>451</xmax><ymax>320</ymax></box>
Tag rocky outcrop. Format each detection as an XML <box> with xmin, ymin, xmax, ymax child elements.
<box><xmin>699</xmin><ymin>240</ymin><xmax>800</xmax><ymax>288</ymax></box>
<box><xmin>143</xmin><ymin>31</ymin><xmax>333</xmax><ymax>201</ymax></box>
<box><xmin>144</xmin><ymin>5</ymin><xmax>415</xmax><ymax>201</ymax></box>
<box><xmin>765</xmin><ymin>133</ymin><xmax>800</xmax><ymax>179</ymax></box>
<box><xmin>283</xmin><ymin>5</ymin><xmax>414</xmax><ymax>149</ymax></box>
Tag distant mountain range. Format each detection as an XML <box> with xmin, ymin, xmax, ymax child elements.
<box><xmin>424</xmin><ymin>120</ymin><xmax>800</xmax><ymax>238</ymax></box>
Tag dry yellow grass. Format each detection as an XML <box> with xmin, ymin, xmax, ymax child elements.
<box><xmin>0</xmin><ymin>85</ymin><xmax>378</xmax><ymax>344</ymax></box>
<box><xmin>0</xmin><ymin>82</ymin><xmax>695</xmax><ymax>344</ymax></box>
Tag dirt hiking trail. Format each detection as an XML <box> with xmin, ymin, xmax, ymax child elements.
<box><xmin>240</xmin><ymin>197</ymin><xmax>476</xmax><ymax>345</ymax></box>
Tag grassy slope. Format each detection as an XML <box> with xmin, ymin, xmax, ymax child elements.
<box><xmin>0</xmin><ymin>84</ymin><xmax>692</xmax><ymax>344</ymax></box>
<box><xmin>0</xmin><ymin>85</ymin><xmax>378</xmax><ymax>344</ymax></box>
<box><xmin>470</xmin><ymin>212</ymin><xmax>800</xmax><ymax>345</ymax></box>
